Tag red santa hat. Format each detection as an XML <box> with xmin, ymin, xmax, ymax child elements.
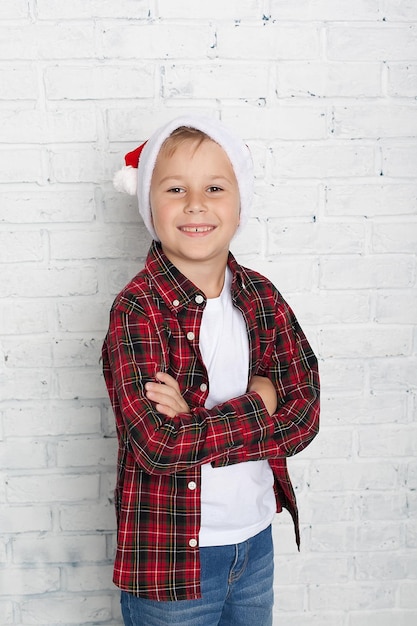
<box><xmin>113</xmin><ymin>115</ymin><xmax>254</xmax><ymax>241</ymax></box>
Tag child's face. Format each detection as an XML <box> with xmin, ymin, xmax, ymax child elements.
<box><xmin>150</xmin><ymin>138</ymin><xmax>240</xmax><ymax>273</ymax></box>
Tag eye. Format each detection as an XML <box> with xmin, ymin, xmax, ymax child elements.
<box><xmin>207</xmin><ymin>185</ymin><xmax>223</xmax><ymax>193</ymax></box>
<box><xmin>167</xmin><ymin>187</ymin><xmax>185</xmax><ymax>193</ymax></box>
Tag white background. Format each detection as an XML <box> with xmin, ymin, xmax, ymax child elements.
<box><xmin>0</xmin><ymin>1</ymin><xmax>416</xmax><ymax>624</ymax></box>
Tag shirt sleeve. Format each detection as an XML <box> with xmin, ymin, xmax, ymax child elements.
<box><xmin>103</xmin><ymin>304</ymin><xmax>277</xmax><ymax>476</ymax></box>
<box><xmin>212</xmin><ymin>296</ymin><xmax>320</xmax><ymax>467</ymax></box>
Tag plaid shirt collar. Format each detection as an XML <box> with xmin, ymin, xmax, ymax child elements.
<box><xmin>146</xmin><ymin>240</ymin><xmax>246</xmax><ymax>311</ymax></box>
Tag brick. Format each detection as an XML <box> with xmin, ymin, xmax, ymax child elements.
<box><xmin>295</xmin><ymin>427</ymin><xmax>352</xmax><ymax>459</ymax></box>
<box><xmin>163</xmin><ymin>63</ymin><xmax>269</xmax><ymax>99</ymax></box>
<box><xmin>327</xmin><ymin>25</ymin><xmax>417</xmax><ymax>61</ymax></box>
<box><xmin>269</xmin><ymin>0</ymin><xmax>379</xmax><ymax>21</ymax></box>
<box><xmin>0</xmin><ymin>189</ymin><xmax>96</xmax><ymax>223</ymax></box>
<box><xmin>333</xmin><ymin>105</ymin><xmax>417</xmax><ymax>138</ymax></box>
<box><xmin>370</xmin><ymin>358</ymin><xmax>417</xmax><ymax>392</ymax></box>
<box><xmin>37</xmin><ymin>0</ymin><xmax>150</xmax><ymax>19</ymax></box>
<box><xmin>355</xmin><ymin>551</ymin><xmax>408</xmax><ymax>580</ymax></box>
<box><xmin>0</xmin><ymin>149</ymin><xmax>43</xmax><ymax>184</ymax></box>
<box><xmin>57</xmin><ymin>299</ymin><xmax>111</xmax><ymax>332</ymax></box>
<box><xmin>0</xmin><ymin>24</ymin><xmax>95</xmax><ymax>60</ymax></box>
<box><xmin>270</xmin><ymin>142</ymin><xmax>376</xmax><ymax>178</ymax></box>
<box><xmin>103</xmin><ymin>23</ymin><xmax>211</xmax><ymax>59</ymax></box>
<box><xmin>321</xmin><ymin>393</ymin><xmax>408</xmax><ymax>426</ymax></box>
<box><xmin>0</xmin><ymin>301</ymin><xmax>49</xmax><ymax>334</ymax></box>
<box><xmin>320</xmin><ymin>255</ymin><xmax>415</xmax><ymax>289</ymax></box>
<box><xmin>52</xmin><ymin>337</ymin><xmax>102</xmax><ymax>367</ymax></box>
<box><xmin>1</xmin><ymin>369</ymin><xmax>52</xmax><ymax>401</ymax></box>
<box><xmin>0</xmin><ymin>506</ymin><xmax>52</xmax><ymax>533</ymax></box>
<box><xmin>6</xmin><ymin>473</ymin><xmax>100</xmax><ymax>503</ymax></box>
<box><xmin>309</xmin><ymin>581</ymin><xmax>396</xmax><ymax>611</ymax></box>
<box><xmin>60</xmin><ymin>502</ymin><xmax>115</xmax><ymax>531</ymax></box>
<box><xmin>0</xmin><ymin>440</ymin><xmax>48</xmax><ymax>469</ymax></box>
<box><xmin>0</xmin><ymin>107</ymin><xmax>97</xmax><ymax>144</ymax></box>
<box><xmin>0</xmin><ymin>0</ymin><xmax>28</xmax><ymax>18</ymax></box>
<box><xmin>277</xmin><ymin>553</ymin><xmax>351</xmax><ymax>585</ymax></box>
<box><xmin>288</xmin><ymin>291</ymin><xmax>370</xmax><ymax>324</ymax></box>
<box><xmin>57</xmin><ymin>368</ymin><xmax>107</xmax><ymax>400</ymax></box>
<box><xmin>253</xmin><ymin>182</ymin><xmax>319</xmax><ymax>219</ymax></box>
<box><xmin>350</xmin><ymin>612</ymin><xmax>417</xmax><ymax>626</ymax></box>
<box><xmin>318</xmin><ymin>359</ymin><xmax>365</xmax><ymax>392</ymax></box>
<box><xmin>45</xmin><ymin>65</ymin><xmax>155</xmax><ymax>100</ymax></box>
<box><xmin>388</xmin><ymin>63</ymin><xmax>417</xmax><ymax>97</ymax></box>
<box><xmin>310</xmin><ymin>461</ymin><xmax>400</xmax><ymax>492</ymax></box>
<box><xmin>216</xmin><ymin>23</ymin><xmax>320</xmax><ymax>59</ymax></box>
<box><xmin>0</xmin><ymin>567</ymin><xmax>59</xmax><ymax>594</ymax></box>
<box><xmin>3</xmin><ymin>338</ymin><xmax>52</xmax><ymax>368</ymax></box>
<box><xmin>277</xmin><ymin>61</ymin><xmax>381</xmax><ymax>98</ymax></box>
<box><xmin>2</xmin><ymin>405</ymin><xmax>102</xmax><ymax>437</ymax></box>
<box><xmin>268</xmin><ymin>221</ymin><xmax>365</xmax><ymax>254</ymax></box>
<box><xmin>65</xmin><ymin>564</ymin><xmax>114</xmax><ymax>592</ymax></box>
<box><xmin>383</xmin><ymin>145</ymin><xmax>417</xmax><ymax>177</ymax></box>
<box><xmin>358</xmin><ymin>426</ymin><xmax>417</xmax><ymax>458</ymax></box>
<box><xmin>376</xmin><ymin>290</ymin><xmax>417</xmax><ymax>324</ymax></box>
<box><xmin>325</xmin><ymin>183</ymin><xmax>417</xmax><ymax>217</ymax></box>
<box><xmin>0</xmin><ymin>66</ymin><xmax>38</xmax><ymax>100</ymax></box>
<box><xmin>0</xmin><ymin>231</ymin><xmax>44</xmax><ymax>263</ymax></box>
<box><xmin>50</xmin><ymin>224</ymin><xmax>149</xmax><ymax>260</ymax></box>
<box><xmin>247</xmin><ymin>256</ymin><xmax>317</xmax><ymax>293</ymax></box>
<box><xmin>223</xmin><ymin>106</ymin><xmax>327</xmax><ymax>140</ymax></box>
<box><xmin>372</xmin><ymin>222</ymin><xmax>417</xmax><ymax>254</ymax></box>
<box><xmin>356</xmin><ymin>492</ymin><xmax>408</xmax><ymax>521</ymax></box>
<box><xmin>1</xmin><ymin>265</ymin><xmax>97</xmax><ymax>297</ymax></box>
<box><xmin>157</xmin><ymin>0</ymin><xmax>262</xmax><ymax>19</ymax></box>
<box><xmin>19</xmin><ymin>595</ymin><xmax>112</xmax><ymax>624</ymax></box>
<box><xmin>356</xmin><ymin>522</ymin><xmax>403</xmax><ymax>551</ymax></box>
<box><xmin>13</xmin><ymin>533</ymin><xmax>107</xmax><ymax>564</ymax></box>
<box><xmin>56</xmin><ymin>437</ymin><xmax>116</xmax><ymax>468</ymax></box>
<box><xmin>318</xmin><ymin>326</ymin><xmax>412</xmax><ymax>358</ymax></box>
<box><xmin>380</xmin><ymin>0</ymin><xmax>417</xmax><ymax>21</ymax></box>
<box><xmin>0</xmin><ymin>602</ymin><xmax>13</xmax><ymax>625</ymax></box>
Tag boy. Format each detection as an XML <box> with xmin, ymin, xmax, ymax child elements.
<box><xmin>102</xmin><ymin>115</ymin><xmax>319</xmax><ymax>626</ymax></box>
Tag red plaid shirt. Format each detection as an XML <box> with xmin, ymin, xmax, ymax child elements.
<box><xmin>102</xmin><ymin>241</ymin><xmax>319</xmax><ymax>601</ymax></box>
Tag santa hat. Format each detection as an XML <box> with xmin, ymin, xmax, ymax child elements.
<box><xmin>113</xmin><ymin>115</ymin><xmax>254</xmax><ymax>241</ymax></box>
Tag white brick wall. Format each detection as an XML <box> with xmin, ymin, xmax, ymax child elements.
<box><xmin>0</xmin><ymin>1</ymin><xmax>416</xmax><ymax>624</ymax></box>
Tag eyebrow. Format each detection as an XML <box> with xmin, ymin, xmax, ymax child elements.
<box><xmin>157</xmin><ymin>175</ymin><xmax>234</xmax><ymax>185</ymax></box>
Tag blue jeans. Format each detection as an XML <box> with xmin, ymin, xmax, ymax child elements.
<box><xmin>121</xmin><ymin>525</ymin><xmax>274</xmax><ymax>626</ymax></box>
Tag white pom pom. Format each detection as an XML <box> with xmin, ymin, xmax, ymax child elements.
<box><xmin>113</xmin><ymin>165</ymin><xmax>137</xmax><ymax>195</ymax></box>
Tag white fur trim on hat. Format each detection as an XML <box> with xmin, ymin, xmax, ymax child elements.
<box><xmin>114</xmin><ymin>115</ymin><xmax>254</xmax><ymax>241</ymax></box>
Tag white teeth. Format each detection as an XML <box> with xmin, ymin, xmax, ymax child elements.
<box><xmin>181</xmin><ymin>226</ymin><xmax>213</xmax><ymax>233</ymax></box>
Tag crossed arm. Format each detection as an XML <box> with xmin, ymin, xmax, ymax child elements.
<box><xmin>145</xmin><ymin>371</ymin><xmax>278</xmax><ymax>418</ymax></box>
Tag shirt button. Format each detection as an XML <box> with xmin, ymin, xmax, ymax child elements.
<box><xmin>200</xmin><ymin>383</ymin><xmax>207</xmax><ymax>392</ymax></box>
<box><xmin>189</xmin><ymin>538</ymin><xmax>198</xmax><ymax>548</ymax></box>
<box><xmin>172</xmin><ymin>299</ymin><xmax>180</xmax><ymax>307</ymax></box>
<box><xmin>187</xmin><ymin>331</ymin><xmax>195</xmax><ymax>341</ymax></box>
<box><xmin>188</xmin><ymin>481</ymin><xmax>197</xmax><ymax>490</ymax></box>
<box><xmin>195</xmin><ymin>294</ymin><xmax>204</xmax><ymax>304</ymax></box>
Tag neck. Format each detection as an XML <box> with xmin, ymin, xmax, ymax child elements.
<box><xmin>160</xmin><ymin>246</ymin><xmax>228</xmax><ymax>298</ymax></box>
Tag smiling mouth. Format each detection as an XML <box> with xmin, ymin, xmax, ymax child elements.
<box><xmin>180</xmin><ymin>226</ymin><xmax>215</xmax><ymax>233</ymax></box>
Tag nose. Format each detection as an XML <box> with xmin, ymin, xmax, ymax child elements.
<box><xmin>184</xmin><ymin>190</ymin><xmax>206</xmax><ymax>213</ymax></box>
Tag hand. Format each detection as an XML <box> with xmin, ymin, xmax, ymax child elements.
<box><xmin>145</xmin><ymin>371</ymin><xmax>191</xmax><ymax>418</ymax></box>
<box><xmin>248</xmin><ymin>375</ymin><xmax>277</xmax><ymax>416</ymax></box>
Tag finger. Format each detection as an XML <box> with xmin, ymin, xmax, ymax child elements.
<box><xmin>154</xmin><ymin>371</ymin><xmax>180</xmax><ymax>391</ymax></box>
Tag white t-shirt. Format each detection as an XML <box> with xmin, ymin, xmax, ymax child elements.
<box><xmin>198</xmin><ymin>268</ymin><xmax>276</xmax><ymax>547</ymax></box>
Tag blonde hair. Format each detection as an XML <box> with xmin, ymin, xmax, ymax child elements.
<box><xmin>159</xmin><ymin>126</ymin><xmax>212</xmax><ymax>157</ymax></box>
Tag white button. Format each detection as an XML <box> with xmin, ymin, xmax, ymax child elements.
<box><xmin>188</xmin><ymin>481</ymin><xmax>197</xmax><ymax>490</ymax></box>
<box><xmin>200</xmin><ymin>383</ymin><xmax>207</xmax><ymax>392</ymax></box>
<box><xmin>189</xmin><ymin>538</ymin><xmax>198</xmax><ymax>548</ymax></box>
<box><xmin>195</xmin><ymin>294</ymin><xmax>204</xmax><ymax>304</ymax></box>
<box><xmin>187</xmin><ymin>331</ymin><xmax>195</xmax><ymax>341</ymax></box>
<box><xmin>172</xmin><ymin>299</ymin><xmax>180</xmax><ymax>307</ymax></box>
